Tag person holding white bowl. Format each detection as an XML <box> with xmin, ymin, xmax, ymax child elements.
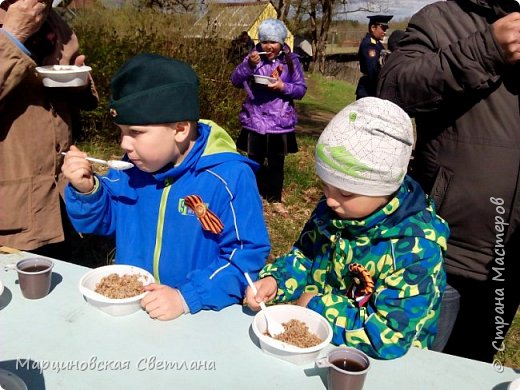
<box><xmin>231</xmin><ymin>18</ymin><xmax>307</xmax><ymax>215</ymax></box>
<box><xmin>0</xmin><ymin>0</ymin><xmax>98</xmax><ymax>260</ymax></box>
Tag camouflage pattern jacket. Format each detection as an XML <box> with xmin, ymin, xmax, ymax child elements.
<box><xmin>260</xmin><ymin>176</ymin><xmax>449</xmax><ymax>359</ymax></box>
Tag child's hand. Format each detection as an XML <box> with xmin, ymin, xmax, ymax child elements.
<box><xmin>267</xmin><ymin>78</ymin><xmax>284</xmax><ymax>91</ymax></box>
<box><xmin>61</xmin><ymin>145</ymin><xmax>95</xmax><ymax>193</ymax></box>
<box><xmin>73</xmin><ymin>54</ymin><xmax>86</xmax><ymax>67</ymax></box>
<box><xmin>295</xmin><ymin>292</ymin><xmax>317</xmax><ymax>308</ymax></box>
<box><xmin>248</xmin><ymin>51</ymin><xmax>261</xmax><ymax>67</ymax></box>
<box><xmin>245</xmin><ymin>276</ymin><xmax>278</xmax><ymax>311</ymax></box>
<box><xmin>141</xmin><ymin>284</ymin><xmax>185</xmax><ymax>321</ymax></box>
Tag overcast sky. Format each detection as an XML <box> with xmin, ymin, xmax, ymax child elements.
<box><xmin>347</xmin><ymin>0</ymin><xmax>441</xmax><ymax>21</ymax></box>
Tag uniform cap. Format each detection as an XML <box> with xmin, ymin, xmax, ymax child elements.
<box><xmin>367</xmin><ymin>15</ymin><xmax>393</xmax><ymax>27</ymax></box>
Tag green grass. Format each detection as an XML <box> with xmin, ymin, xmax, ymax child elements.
<box><xmin>326</xmin><ymin>43</ymin><xmax>359</xmax><ymax>55</ymax></box>
<box><xmin>297</xmin><ymin>73</ymin><xmax>355</xmax><ymax>115</ymax></box>
<box><xmin>77</xmin><ymin>140</ymin><xmax>123</xmax><ymax>158</ymax></box>
<box><xmin>497</xmin><ymin>309</ymin><xmax>520</xmax><ymax>369</ymax></box>
<box><xmin>264</xmin><ymin>134</ymin><xmax>321</xmax><ymax>259</ymax></box>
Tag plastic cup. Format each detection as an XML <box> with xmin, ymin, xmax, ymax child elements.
<box><xmin>16</xmin><ymin>258</ymin><xmax>54</xmax><ymax>299</ymax></box>
<box><xmin>508</xmin><ymin>377</ymin><xmax>520</xmax><ymax>390</ymax></box>
<box><xmin>316</xmin><ymin>347</ymin><xmax>371</xmax><ymax>390</ymax></box>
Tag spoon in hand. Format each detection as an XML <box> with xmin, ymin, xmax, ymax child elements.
<box><xmin>61</xmin><ymin>152</ymin><xmax>134</xmax><ymax>170</ymax></box>
<box><xmin>244</xmin><ymin>272</ymin><xmax>285</xmax><ymax>337</ymax></box>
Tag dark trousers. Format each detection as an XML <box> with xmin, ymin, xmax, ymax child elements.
<box><xmin>355</xmin><ymin>75</ymin><xmax>376</xmax><ymax>100</ymax></box>
<box><xmin>431</xmin><ymin>283</ymin><xmax>460</xmax><ymax>352</ymax></box>
<box><xmin>435</xmin><ymin>226</ymin><xmax>520</xmax><ymax>363</ymax></box>
<box><xmin>238</xmin><ymin>131</ymin><xmax>296</xmax><ymax>203</ymax></box>
<box><xmin>249</xmin><ymin>151</ymin><xmax>285</xmax><ymax>203</ymax></box>
<box><xmin>434</xmin><ymin>272</ymin><xmax>519</xmax><ymax>362</ymax></box>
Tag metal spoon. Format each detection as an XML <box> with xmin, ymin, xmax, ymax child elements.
<box><xmin>244</xmin><ymin>272</ymin><xmax>285</xmax><ymax>337</ymax></box>
<box><xmin>61</xmin><ymin>152</ymin><xmax>134</xmax><ymax>170</ymax></box>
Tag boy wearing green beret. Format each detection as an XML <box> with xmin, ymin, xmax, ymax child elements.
<box><xmin>245</xmin><ymin>97</ymin><xmax>449</xmax><ymax>359</ymax></box>
<box><xmin>63</xmin><ymin>53</ymin><xmax>270</xmax><ymax>320</ymax></box>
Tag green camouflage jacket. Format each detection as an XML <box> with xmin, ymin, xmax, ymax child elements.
<box><xmin>260</xmin><ymin>176</ymin><xmax>449</xmax><ymax>359</ymax></box>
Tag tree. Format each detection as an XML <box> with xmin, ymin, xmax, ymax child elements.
<box><xmin>272</xmin><ymin>0</ymin><xmax>291</xmax><ymax>20</ymax></box>
<box><xmin>276</xmin><ymin>0</ymin><xmax>388</xmax><ymax>73</ymax></box>
<box><xmin>137</xmin><ymin>0</ymin><xmax>198</xmax><ymax>12</ymax></box>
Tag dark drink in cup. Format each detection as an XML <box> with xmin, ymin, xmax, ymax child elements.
<box><xmin>316</xmin><ymin>347</ymin><xmax>371</xmax><ymax>390</ymax></box>
<box><xmin>16</xmin><ymin>258</ymin><xmax>54</xmax><ymax>299</ymax></box>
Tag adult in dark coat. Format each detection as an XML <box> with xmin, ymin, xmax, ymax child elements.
<box><xmin>378</xmin><ymin>0</ymin><xmax>520</xmax><ymax>363</ymax></box>
<box><xmin>355</xmin><ymin>14</ymin><xmax>392</xmax><ymax>100</ymax></box>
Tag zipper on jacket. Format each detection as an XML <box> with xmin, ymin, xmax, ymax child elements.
<box><xmin>153</xmin><ymin>179</ymin><xmax>172</xmax><ymax>282</ymax></box>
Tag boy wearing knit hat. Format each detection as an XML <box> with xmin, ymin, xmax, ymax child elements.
<box><xmin>63</xmin><ymin>53</ymin><xmax>270</xmax><ymax>321</ymax></box>
<box><xmin>245</xmin><ymin>97</ymin><xmax>449</xmax><ymax>359</ymax></box>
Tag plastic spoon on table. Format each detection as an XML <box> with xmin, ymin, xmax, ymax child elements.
<box><xmin>61</xmin><ymin>152</ymin><xmax>134</xmax><ymax>170</ymax></box>
<box><xmin>244</xmin><ymin>272</ymin><xmax>285</xmax><ymax>337</ymax></box>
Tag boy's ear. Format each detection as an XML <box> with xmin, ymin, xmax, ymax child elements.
<box><xmin>173</xmin><ymin>121</ymin><xmax>191</xmax><ymax>142</ymax></box>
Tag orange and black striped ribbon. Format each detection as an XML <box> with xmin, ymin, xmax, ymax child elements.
<box><xmin>348</xmin><ymin>263</ymin><xmax>375</xmax><ymax>295</ymax></box>
<box><xmin>271</xmin><ymin>64</ymin><xmax>283</xmax><ymax>79</ymax></box>
<box><xmin>184</xmin><ymin>195</ymin><xmax>224</xmax><ymax>235</ymax></box>
<box><xmin>346</xmin><ymin>263</ymin><xmax>375</xmax><ymax>307</ymax></box>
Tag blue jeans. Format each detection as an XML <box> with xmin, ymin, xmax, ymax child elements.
<box><xmin>431</xmin><ymin>283</ymin><xmax>460</xmax><ymax>352</ymax></box>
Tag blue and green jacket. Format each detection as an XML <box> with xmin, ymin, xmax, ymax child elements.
<box><xmin>65</xmin><ymin>121</ymin><xmax>270</xmax><ymax>313</ymax></box>
<box><xmin>260</xmin><ymin>176</ymin><xmax>449</xmax><ymax>359</ymax></box>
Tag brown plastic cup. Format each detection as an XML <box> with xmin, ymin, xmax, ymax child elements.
<box><xmin>16</xmin><ymin>258</ymin><xmax>54</xmax><ymax>299</ymax></box>
<box><xmin>316</xmin><ymin>347</ymin><xmax>371</xmax><ymax>390</ymax></box>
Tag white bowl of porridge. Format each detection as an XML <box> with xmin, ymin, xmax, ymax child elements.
<box><xmin>251</xmin><ymin>304</ymin><xmax>333</xmax><ymax>365</ymax></box>
<box><xmin>78</xmin><ymin>264</ymin><xmax>154</xmax><ymax>316</ymax></box>
<box><xmin>35</xmin><ymin>65</ymin><xmax>92</xmax><ymax>87</ymax></box>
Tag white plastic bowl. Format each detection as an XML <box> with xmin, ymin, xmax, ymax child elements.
<box><xmin>253</xmin><ymin>75</ymin><xmax>276</xmax><ymax>85</ymax></box>
<box><xmin>35</xmin><ymin>65</ymin><xmax>92</xmax><ymax>87</ymax></box>
<box><xmin>252</xmin><ymin>304</ymin><xmax>333</xmax><ymax>365</ymax></box>
<box><xmin>78</xmin><ymin>264</ymin><xmax>155</xmax><ymax>317</ymax></box>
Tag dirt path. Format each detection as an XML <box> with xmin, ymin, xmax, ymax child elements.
<box><xmin>296</xmin><ymin>107</ymin><xmax>335</xmax><ymax>137</ymax></box>
<box><xmin>294</xmin><ymin>81</ymin><xmax>336</xmax><ymax>137</ymax></box>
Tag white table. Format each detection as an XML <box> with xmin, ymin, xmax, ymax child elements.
<box><xmin>0</xmin><ymin>252</ymin><xmax>518</xmax><ymax>389</ymax></box>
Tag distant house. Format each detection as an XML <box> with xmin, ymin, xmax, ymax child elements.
<box><xmin>188</xmin><ymin>1</ymin><xmax>294</xmax><ymax>50</ymax></box>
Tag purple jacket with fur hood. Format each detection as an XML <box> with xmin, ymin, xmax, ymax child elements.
<box><xmin>231</xmin><ymin>45</ymin><xmax>307</xmax><ymax>134</ymax></box>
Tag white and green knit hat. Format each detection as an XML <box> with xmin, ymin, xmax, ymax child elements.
<box><xmin>315</xmin><ymin>97</ymin><xmax>413</xmax><ymax>196</ymax></box>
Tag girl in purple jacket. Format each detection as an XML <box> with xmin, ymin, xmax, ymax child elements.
<box><xmin>231</xmin><ymin>19</ymin><xmax>307</xmax><ymax>213</ymax></box>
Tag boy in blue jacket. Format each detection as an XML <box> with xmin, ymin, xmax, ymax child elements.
<box><xmin>246</xmin><ymin>98</ymin><xmax>449</xmax><ymax>359</ymax></box>
<box><xmin>63</xmin><ymin>53</ymin><xmax>270</xmax><ymax>321</ymax></box>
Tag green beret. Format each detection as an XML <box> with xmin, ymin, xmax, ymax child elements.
<box><xmin>109</xmin><ymin>53</ymin><xmax>200</xmax><ymax>125</ymax></box>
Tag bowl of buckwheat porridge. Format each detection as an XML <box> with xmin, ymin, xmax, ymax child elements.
<box><xmin>78</xmin><ymin>264</ymin><xmax>154</xmax><ymax>316</ymax></box>
<box><xmin>251</xmin><ymin>304</ymin><xmax>333</xmax><ymax>365</ymax></box>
